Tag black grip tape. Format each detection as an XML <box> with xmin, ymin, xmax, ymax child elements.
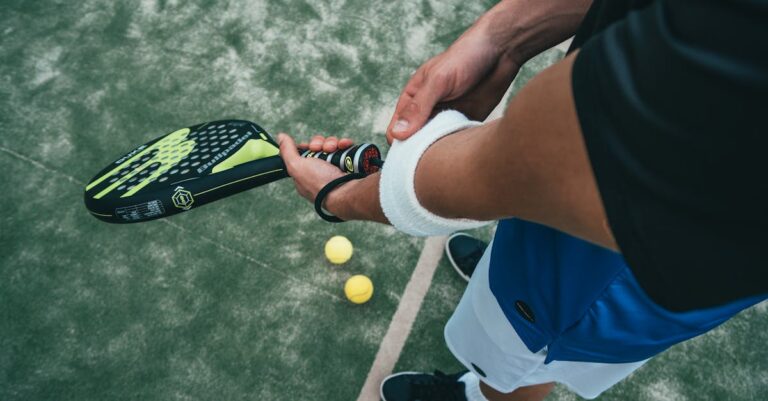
<box><xmin>298</xmin><ymin>144</ymin><xmax>381</xmax><ymax>175</ymax></box>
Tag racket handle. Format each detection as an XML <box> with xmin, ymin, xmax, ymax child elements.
<box><xmin>298</xmin><ymin>143</ymin><xmax>382</xmax><ymax>175</ymax></box>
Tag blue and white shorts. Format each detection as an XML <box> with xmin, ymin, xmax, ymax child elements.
<box><xmin>443</xmin><ymin>241</ymin><xmax>648</xmax><ymax>399</ymax></box>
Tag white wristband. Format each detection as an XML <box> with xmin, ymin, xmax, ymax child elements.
<box><xmin>379</xmin><ymin>110</ymin><xmax>493</xmax><ymax>237</ymax></box>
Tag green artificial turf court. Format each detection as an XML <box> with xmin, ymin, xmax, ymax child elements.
<box><xmin>1</xmin><ymin>1</ymin><xmax>766</xmax><ymax>400</ymax></box>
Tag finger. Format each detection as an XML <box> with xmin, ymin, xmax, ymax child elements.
<box><xmin>298</xmin><ymin>142</ymin><xmax>310</xmax><ymax>150</ymax></box>
<box><xmin>322</xmin><ymin>136</ymin><xmax>338</xmax><ymax>153</ymax></box>
<box><xmin>385</xmin><ymin>68</ymin><xmax>427</xmax><ymax>143</ymax></box>
<box><xmin>338</xmin><ymin>138</ymin><xmax>354</xmax><ymax>149</ymax></box>
<box><xmin>390</xmin><ymin>81</ymin><xmax>446</xmax><ymax>141</ymax></box>
<box><xmin>386</xmin><ymin>92</ymin><xmax>413</xmax><ymax>134</ymax></box>
<box><xmin>277</xmin><ymin>133</ymin><xmax>301</xmax><ymax>172</ymax></box>
<box><xmin>386</xmin><ymin>91</ymin><xmax>416</xmax><ymax>145</ymax></box>
<box><xmin>387</xmin><ymin>70</ymin><xmax>447</xmax><ymax>141</ymax></box>
<box><xmin>309</xmin><ymin>135</ymin><xmax>325</xmax><ymax>152</ymax></box>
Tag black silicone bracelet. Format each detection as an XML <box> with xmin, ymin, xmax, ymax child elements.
<box><xmin>314</xmin><ymin>173</ymin><xmax>366</xmax><ymax>223</ymax></box>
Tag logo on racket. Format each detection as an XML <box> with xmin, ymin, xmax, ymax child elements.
<box><xmin>344</xmin><ymin>156</ymin><xmax>354</xmax><ymax>173</ymax></box>
<box><xmin>172</xmin><ymin>186</ymin><xmax>195</xmax><ymax>210</ymax></box>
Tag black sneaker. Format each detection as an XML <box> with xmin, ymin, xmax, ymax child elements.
<box><xmin>380</xmin><ymin>370</ymin><xmax>469</xmax><ymax>401</ymax></box>
<box><xmin>445</xmin><ymin>233</ymin><xmax>488</xmax><ymax>282</ymax></box>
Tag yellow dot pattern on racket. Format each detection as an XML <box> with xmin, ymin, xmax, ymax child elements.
<box><xmin>87</xmin><ymin>128</ymin><xmax>196</xmax><ymax>199</ymax></box>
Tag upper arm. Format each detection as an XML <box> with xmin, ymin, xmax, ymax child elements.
<box><xmin>414</xmin><ymin>50</ymin><xmax>618</xmax><ymax>250</ymax></box>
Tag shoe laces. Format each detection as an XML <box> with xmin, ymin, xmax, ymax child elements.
<box><xmin>410</xmin><ymin>370</ymin><xmax>466</xmax><ymax>401</ymax></box>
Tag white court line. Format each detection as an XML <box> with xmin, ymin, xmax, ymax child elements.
<box><xmin>355</xmin><ymin>235</ymin><xmax>446</xmax><ymax>401</ymax></box>
<box><xmin>0</xmin><ymin>145</ymin><xmax>83</xmax><ymax>185</ymax></box>
<box><xmin>354</xmin><ymin>77</ymin><xmax>515</xmax><ymax>400</ymax></box>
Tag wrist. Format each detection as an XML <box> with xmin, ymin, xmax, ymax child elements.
<box><xmin>323</xmin><ymin>173</ymin><xmax>387</xmax><ymax>224</ymax></box>
<box><xmin>323</xmin><ymin>177</ymin><xmax>360</xmax><ymax>221</ymax></box>
<box><xmin>477</xmin><ymin>0</ymin><xmax>592</xmax><ymax>66</ymax></box>
<box><xmin>474</xmin><ymin>2</ymin><xmax>516</xmax><ymax>54</ymax></box>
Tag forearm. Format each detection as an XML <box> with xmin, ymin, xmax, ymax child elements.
<box><xmin>477</xmin><ymin>0</ymin><xmax>592</xmax><ymax>64</ymax></box>
<box><xmin>415</xmin><ymin>51</ymin><xmax>616</xmax><ymax>249</ymax></box>
<box><xmin>325</xmin><ymin>172</ymin><xmax>388</xmax><ymax>224</ymax></box>
<box><xmin>329</xmin><ymin>51</ymin><xmax>615</xmax><ymax>250</ymax></box>
<box><xmin>324</xmin><ymin>122</ymin><xmax>496</xmax><ymax>225</ymax></box>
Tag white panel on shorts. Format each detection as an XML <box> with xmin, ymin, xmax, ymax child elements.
<box><xmin>444</xmin><ymin>240</ymin><xmax>648</xmax><ymax>399</ymax></box>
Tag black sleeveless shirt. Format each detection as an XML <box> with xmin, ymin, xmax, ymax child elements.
<box><xmin>569</xmin><ymin>0</ymin><xmax>768</xmax><ymax>311</ymax></box>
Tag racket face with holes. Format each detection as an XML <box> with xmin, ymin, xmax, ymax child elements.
<box><xmin>84</xmin><ymin>120</ymin><xmax>289</xmax><ymax>223</ymax></box>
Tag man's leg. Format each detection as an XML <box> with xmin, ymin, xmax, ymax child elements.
<box><xmin>445</xmin><ymin>236</ymin><xmax>553</xmax><ymax>401</ymax></box>
<box><xmin>480</xmin><ymin>381</ymin><xmax>554</xmax><ymax>401</ymax></box>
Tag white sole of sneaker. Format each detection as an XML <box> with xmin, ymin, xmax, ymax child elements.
<box><xmin>445</xmin><ymin>232</ymin><xmax>472</xmax><ymax>282</ymax></box>
<box><xmin>379</xmin><ymin>371</ymin><xmax>423</xmax><ymax>401</ymax></box>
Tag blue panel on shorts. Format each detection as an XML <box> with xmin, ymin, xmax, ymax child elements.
<box><xmin>488</xmin><ymin>218</ymin><xmax>765</xmax><ymax>364</ymax></box>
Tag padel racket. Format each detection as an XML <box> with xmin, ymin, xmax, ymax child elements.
<box><xmin>84</xmin><ymin>120</ymin><xmax>382</xmax><ymax>223</ymax></box>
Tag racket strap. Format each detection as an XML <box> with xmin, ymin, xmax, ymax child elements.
<box><xmin>314</xmin><ymin>172</ymin><xmax>366</xmax><ymax>223</ymax></box>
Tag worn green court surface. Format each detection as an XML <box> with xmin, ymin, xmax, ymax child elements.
<box><xmin>1</xmin><ymin>1</ymin><xmax>765</xmax><ymax>400</ymax></box>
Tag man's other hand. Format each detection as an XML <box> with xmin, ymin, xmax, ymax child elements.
<box><xmin>385</xmin><ymin>20</ymin><xmax>520</xmax><ymax>144</ymax></box>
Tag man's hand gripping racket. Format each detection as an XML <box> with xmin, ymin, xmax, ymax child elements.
<box><xmin>83</xmin><ymin>120</ymin><xmax>383</xmax><ymax>223</ymax></box>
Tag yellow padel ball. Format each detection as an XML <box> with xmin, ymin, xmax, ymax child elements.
<box><xmin>344</xmin><ymin>275</ymin><xmax>373</xmax><ymax>304</ymax></box>
<box><xmin>325</xmin><ymin>235</ymin><xmax>353</xmax><ymax>264</ymax></box>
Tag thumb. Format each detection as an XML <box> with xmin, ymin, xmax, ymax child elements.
<box><xmin>390</xmin><ymin>85</ymin><xmax>444</xmax><ymax>141</ymax></box>
<box><xmin>277</xmin><ymin>133</ymin><xmax>301</xmax><ymax>168</ymax></box>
